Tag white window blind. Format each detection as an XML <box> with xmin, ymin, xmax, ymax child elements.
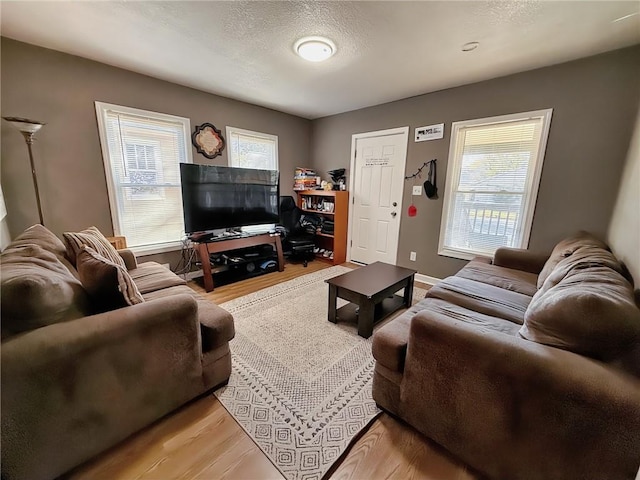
<box><xmin>226</xmin><ymin>126</ymin><xmax>278</xmax><ymax>170</ymax></box>
<box><xmin>95</xmin><ymin>102</ymin><xmax>192</xmax><ymax>254</ymax></box>
<box><xmin>439</xmin><ymin>109</ymin><xmax>553</xmax><ymax>259</ymax></box>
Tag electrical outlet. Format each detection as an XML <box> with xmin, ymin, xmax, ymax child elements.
<box><xmin>410</xmin><ymin>251</ymin><xmax>417</xmax><ymax>261</ymax></box>
<box><xmin>412</xmin><ymin>185</ymin><xmax>422</xmax><ymax>196</ymax></box>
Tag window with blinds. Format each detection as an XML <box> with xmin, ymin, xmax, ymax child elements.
<box><xmin>438</xmin><ymin>109</ymin><xmax>553</xmax><ymax>260</ymax></box>
<box><xmin>225</xmin><ymin>126</ymin><xmax>279</xmax><ymax>234</ymax></box>
<box><xmin>226</xmin><ymin>126</ymin><xmax>278</xmax><ymax>170</ymax></box>
<box><xmin>95</xmin><ymin>102</ymin><xmax>192</xmax><ymax>254</ymax></box>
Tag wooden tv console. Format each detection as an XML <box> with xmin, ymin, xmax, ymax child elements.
<box><xmin>195</xmin><ymin>233</ymin><xmax>284</xmax><ymax>292</ymax></box>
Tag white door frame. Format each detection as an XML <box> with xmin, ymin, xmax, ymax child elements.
<box><xmin>347</xmin><ymin>126</ymin><xmax>410</xmax><ymax>264</ymax></box>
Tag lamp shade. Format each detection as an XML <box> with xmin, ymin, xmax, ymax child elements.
<box><xmin>2</xmin><ymin>117</ymin><xmax>45</xmax><ymax>134</ymax></box>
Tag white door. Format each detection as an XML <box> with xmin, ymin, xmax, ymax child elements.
<box><xmin>349</xmin><ymin>127</ymin><xmax>409</xmax><ymax>265</ymax></box>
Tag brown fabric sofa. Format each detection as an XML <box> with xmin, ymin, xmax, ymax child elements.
<box><xmin>372</xmin><ymin>232</ymin><xmax>640</xmax><ymax>480</ymax></box>
<box><xmin>1</xmin><ymin>225</ymin><xmax>235</xmax><ymax>480</ymax></box>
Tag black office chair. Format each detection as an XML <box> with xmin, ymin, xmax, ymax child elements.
<box><xmin>279</xmin><ymin>196</ymin><xmax>316</xmax><ymax>267</ymax></box>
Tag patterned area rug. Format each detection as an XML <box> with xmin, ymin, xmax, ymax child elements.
<box><xmin>215</xmin><ymin>266</ymin><xmax>427</xmax><ymax>480</ymax></box>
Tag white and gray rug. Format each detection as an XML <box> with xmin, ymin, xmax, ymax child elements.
<box><xmin>215</xmin><ymin>266</ymin><xmax>426</xmax><ymax>480</ymax></box>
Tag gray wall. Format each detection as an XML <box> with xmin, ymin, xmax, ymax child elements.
<box><xmin>608</xmin><ymin>104</ymin><xmax>640</xmax><ymax>284</ymax></box>
<box><xmin>310</xmin><ymin>45</ymin><xmax>640</xmax><ymax>279</ymax></box>
<box><xmin>3</xmin><ymin>38</ymin><xmax>639</xmax><ymax>278</ymax></box>
<box><xmin>1</xmin><ymin>38</ymin><xmax>311</xmax><ymax>265</ymax></box>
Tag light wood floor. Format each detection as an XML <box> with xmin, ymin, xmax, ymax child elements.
<box><xmin>69</xmin><ymin>261</ymin><xmax>478</xmax><ymax>480</ymax></box>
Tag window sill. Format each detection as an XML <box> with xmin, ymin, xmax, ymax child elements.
<box><xmin>130</xmin><ymin>241</ymin><xmax>183</xmax><ymax>257</ymax></box>
<box><xmin>438</xmin><ymin>247</ymin><xmax>488</xmax><ymax>261</ymax></box>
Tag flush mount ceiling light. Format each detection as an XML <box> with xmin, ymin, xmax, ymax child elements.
<box><xmin>462</xmin><ymin>41</ymin><xmax>480</xmax><ymax>52</ymax></box>
<box><xmin>294</xmin><ymin>36</ymin><xmax>336</xmax><ymax>62</ymax></box>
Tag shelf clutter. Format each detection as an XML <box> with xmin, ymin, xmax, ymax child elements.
<box><xmin>293</xmin><ymin>167</ymin><xmax>319</xmax><ymax>191</ymax></box>
<box><xmin>199</xmin><ymin>244</ymin><xmax>278</xmax><ymax>287</ymax></box>
<box><xmin>301</xmin><ymin>196</ymin><xmax>335</xmax><ymax>213</ymax></box>
<box><xmin>313</xmin><ymin>247</ymin><xmax>334</xmax><ymax>260</ymax></box>
<box><xmin>296</xmin><ymin>190</ymin><xmax>348</xmax><ymax>265</ymax></box>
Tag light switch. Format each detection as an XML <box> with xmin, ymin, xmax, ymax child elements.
<box><xmin>412</xmin><ymin>185</ymin><xmax>422</xmax><ymax>196</ymax></box>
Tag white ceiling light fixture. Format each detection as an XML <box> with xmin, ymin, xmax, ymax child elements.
<box><xmin>462</xmin><ymin>41</ymin><xmax>480</xmax><ymax>52</ymax></box>
<box><xmin>295</xmin><ymin>36</ymin><xmax>336</xmax><ymax>62</ymax></box>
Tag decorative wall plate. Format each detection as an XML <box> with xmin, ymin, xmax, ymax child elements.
<box><xmin>192</xmin><ymin>123</ymin><xmax>225</xmax><ymax>159</ymax></box>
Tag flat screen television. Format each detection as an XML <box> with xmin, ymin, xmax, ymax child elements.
<box><xmin>180</xmin><ymin>163</ymin><xmax>280</xmax><ymax>234</ymax></box>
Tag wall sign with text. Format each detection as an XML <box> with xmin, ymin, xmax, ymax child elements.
<box><xmin>364</xmin><ymin>157</ymin><xmax>390</xmax><ymax>166</ymax></box>
<box><xmin>415</xmin><ymin>123</ymin><xmax>445</xmax><ymax>142</ymax></box>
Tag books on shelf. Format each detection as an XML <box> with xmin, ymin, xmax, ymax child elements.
<box><xmin>294</xmin><ymin>167</ymin><xmax>319</xmax><ymax>191</ymax></box>
<box><xmin>301</xmin><ymin>196</ymin><xmax>335</xmax><ymax>213</ymax></box>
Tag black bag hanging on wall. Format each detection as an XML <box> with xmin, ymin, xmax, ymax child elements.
<box><xmin>423</xmin><ymin>160</ymin><xmax>438</xmax><ymax>199</ymax></box>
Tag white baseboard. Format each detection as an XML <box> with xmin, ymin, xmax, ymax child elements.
<box><xmin>415</xmin><ymin>273</ymin><xmax>441</xmax><ymax>286</ymax></box>
<box><xmin>184</xmin><ymin>271</ymin><xmax>202</xmax><ymax>281</ymax></box>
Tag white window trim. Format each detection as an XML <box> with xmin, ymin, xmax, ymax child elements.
<box><xmin>225</xmin><ymin>126</ymin><xmax>279</xmax><ymax>169</ymax></box>
<box><xmin>438</xmin><ymin>108</ymin><xmax>553</xmax><ymax>260</ymax></box>
<box><xmin>127</xmin><ymin>242</ymin><xmax>181</xmax><ymax>256</ymax></box>
<box><xmin>95</xmin><ymin>101</ymin><xmax>193</xmax><ymax>255</ymax></box>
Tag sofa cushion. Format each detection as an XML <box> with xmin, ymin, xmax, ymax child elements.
<box><xmin>128</xmin><ymin>262</ymin><xmax>187</xmax><ymax>294</ymax></box>
<box><xmin>426</xmin><ymin>276</ymin><xmax>531</xmax><ymax>325</ymax></box>
<box><xmin>7</xmin><ymin>224</ymin><xmax>67</xmax><ymax>259</ymax></box>
<box><xmin>6</xmin><ymin>223</ymin><xmax>79</xmax><ymax>276</ymax></box>
<box><xmin>129</xmin><ymin>262</ymin><xmax>186</xmax><ymax>295</ymax></box>
<box><xmin>456</xmin><ymin>260</ymin><xmax>538</xmax><ymax>296</ymax></box>
<box><xmin>373</xmin><ymin>297</ymin><xmax>522</xmax><ymax>373</ymax></box>
<box><xmin>521</xmin><ymin>259</ymin><xmax>640</xmax><ymax>359</ymax></box>
<box><xmin>63</xmin><ymin>226</ymin><xmax>126</xmax><ymax>269</ymax></box>
<box><xmin>76</xmin><ymin>246</ymin><xmax>144</xmax><ymax>312</ymax></box>
<box><xmin>539</xmin><ymin>245</ymin><xmax>628</xmax><ymax>294</ymax></box>
<box><xmin>1</xmin><ymin>244</ymin><xmax>89</xmax><ymax>335</ymax></box>
<box><xmin>537</xmin><ymin>231</ymin><xmax>609</xmax><ymax>289</ymax></box>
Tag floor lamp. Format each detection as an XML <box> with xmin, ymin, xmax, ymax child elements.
<box><xmin>2</xmin><ymin>116</ymin><xmax>46</xmax><ymax>226</ymax></box>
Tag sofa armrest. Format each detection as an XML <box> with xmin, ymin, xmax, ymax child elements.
<box><xmin>1</xmin><ymin>294</ymin><xmax>203</xmax><ymax>480</ymax></box>
<box><xmin>401</xmin><ymin>311</ymin><xmax>640</xmax><ymax>480</ymax></box>
<box><xmin>1</xmin><ymin>294</ymin><xmax>200</xmax><ymax>369</ymax></box>
<box><xmin>493</xmin><ymin>247</ymin><xmax>549</xmax><ymax>274</ymax></box>
<box><xmin>117</xmin><ymin>248</ymin><xmax>138</xmax><ymax>270</ymax></box>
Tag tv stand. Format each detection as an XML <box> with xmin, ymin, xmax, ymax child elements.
<box><xmin>194</xmin><ymin>233</ymin><xmax>284</xmax><ymax>292</ymax></box>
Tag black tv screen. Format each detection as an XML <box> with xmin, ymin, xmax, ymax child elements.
<box><xmin>180</xmin><ymin>163</ymin><xmax>280</xmax><ymax>234</ymax></box>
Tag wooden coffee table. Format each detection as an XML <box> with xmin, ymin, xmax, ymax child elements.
<box><xmin>325</xmin><ymin>262</ymin><xmax>416</xmax><ymax>338</ymax></box>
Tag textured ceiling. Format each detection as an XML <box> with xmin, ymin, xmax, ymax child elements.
<box><xmin>2</xmin><ymin>1</ymin><xmax>639</xmax><ymax>119</ymax></box>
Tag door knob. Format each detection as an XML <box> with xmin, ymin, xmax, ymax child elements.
<box><xmin>391</xmin><ymin>211</ymin><xmax>397</xmax><ymax>217</ymax></box>
<box><xmin>392</xmin><ymin>202</ymin><xmax>397</xmax><ymax>207</ymax></box>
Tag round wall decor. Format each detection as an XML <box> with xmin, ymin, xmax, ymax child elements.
<box><xmin>192</xmin><ymin>123</ymin><xmax>225</xmax><ymax>159</ymax></box>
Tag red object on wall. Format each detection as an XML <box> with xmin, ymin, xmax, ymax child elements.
<box><xmin>408</xmin><ymin>204</ymin><xmax>417</xmax><ymax>217</ymax></box>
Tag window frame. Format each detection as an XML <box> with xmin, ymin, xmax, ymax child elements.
<box><xmin>225</xmin><ymin>126</ymin><xmax>279</xmax><ymax>171</ymax></box>
<box><xmin>438</xmin><ymin>109</ymin><xmax>553</xmax><ymax>260</ymax></box>
<box><xmin>95</xmin><ymin>101</ymin><xmax>193</xmax><ymax>255</ymax></box>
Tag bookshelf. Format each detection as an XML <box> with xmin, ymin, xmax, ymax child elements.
<box><xmin>296</xmin><ymin>190</ymin><xmax>349</xmax><ymax>265</ymax></box>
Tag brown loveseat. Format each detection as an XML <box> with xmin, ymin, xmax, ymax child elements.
<box><xmin>372</xmin><ymin>232</ymin><xmax>640</xmax><ymax>480</ymax></box>
<box><xmin>1</xmin><ymin>225</ymin><xmax>235</xmax><ymax>480</ymax></box>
